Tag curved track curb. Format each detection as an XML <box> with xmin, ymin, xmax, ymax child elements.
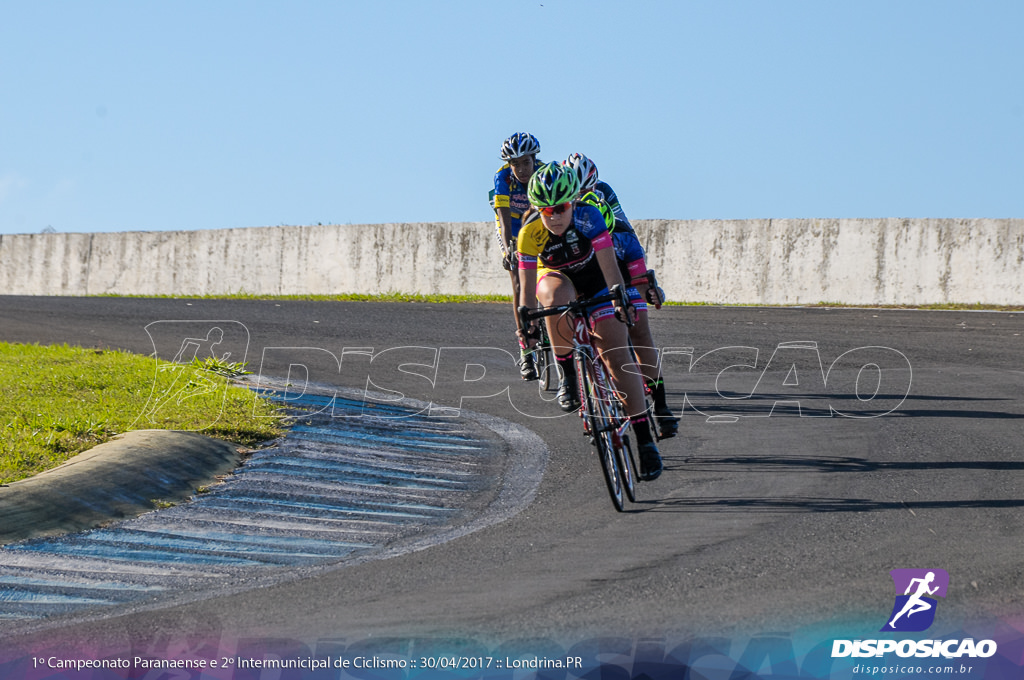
<box><xmin>0</xmin><ymin>431</ymin><xmax>242</xmax><ymax>546</ymax></box>
<box><xmin>0</xmin><ymin>383</ymin><xmax>549</xmax><ymax>632</ymax></box>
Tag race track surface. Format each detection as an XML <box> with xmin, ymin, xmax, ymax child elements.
<box><xmin>0</xmin><ymin>296</ymin><xmax>1021</xmax><ymax>652</ymax></box>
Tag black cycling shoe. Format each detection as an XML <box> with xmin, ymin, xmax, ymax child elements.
<box><xmin>556</xmin><ymin>376</ymin><xmax>580</xmax><ymax>412</ymax></box>
<box><xmin>519</xmin><ymin>353</ymin><xmax>539</xmax><ymax>381</ymax></box>
<box><xmin>638</xmin><ymin>442</ymin><xmax>664</xmax><ymax>481</ymax></box>
<box><xmin>653</xmin><ymin>406</ymin><xmax>679</xmax><ymax>439</ymax></box>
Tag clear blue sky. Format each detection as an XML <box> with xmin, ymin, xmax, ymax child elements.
<box><xmin>2</xmin><ymin>1</ymin><xmax>1022</xmax><ymax>235</ymax></box>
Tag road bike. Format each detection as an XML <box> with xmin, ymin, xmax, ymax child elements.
<box><xmin>519</xmin><ymin>286</ymin><xmax>640</xmax><ymax>511</ymax></box>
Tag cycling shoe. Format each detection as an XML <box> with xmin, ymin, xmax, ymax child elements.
<box><xmin>556</xmin><ymin>376</ymin><xmax>580</xmax><ymax>412</ymax></box>
<box><xmin>519</xmin><ymin>353</ymin><xmax>539</xmax><ymax>381</ymax></box>
<box><xmin>653</xmin><ymin>406</ymin><xmax>679</xmax><ymax>439</ymax></box>
<box><xmin>637</xmin><ymin>441</ymin><xmax>664</xmax><ymax>481</ymax></box>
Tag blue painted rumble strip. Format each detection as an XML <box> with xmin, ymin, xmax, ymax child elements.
<box><xmin>0</xmin><ymin>386</ymin><xmax>504</xmax><ymax>623</ymax></box>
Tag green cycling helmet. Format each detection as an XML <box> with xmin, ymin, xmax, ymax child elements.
<box><xmin>579</xmin><ymin>191</ymin><xmax>616</xmax><ymax>233</ymax></box>
<box><xmin>528</xmin><ymin>162</ymin><xmax>580</xmax><ymax>207</ymax></box>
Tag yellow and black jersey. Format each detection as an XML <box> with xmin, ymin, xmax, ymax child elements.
<box><xmin>517</xmin><ymin>204</ymin><xmax>613</xmax><ymax>298</ymax></box>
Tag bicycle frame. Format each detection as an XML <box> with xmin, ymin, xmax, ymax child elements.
<box><xmin>569</xmin><ymin>316</ymin><xmax>629</xmax><ymax>440</ymax></box>
<box><xmin>519</xmin><ymin>288</ymin><xmax>640</xmax><ymax>510</ymax></box>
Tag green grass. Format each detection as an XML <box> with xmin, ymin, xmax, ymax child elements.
<box><xmin>0</xmin><ymin>342</ymin><xmax>284</xmax><ymax>485</ymax></box>
<box><xmin>96</xmin><ymin>291</ymin><xmax>514</xmax><ymax>304</ymax></box>
<box><xmin>804</xmin><ymin>301</ymin><xmax>1024</xmax><ymax>311</ymax></box>
<box><xmin>92</xmin><ymin>292</ymin><xmax>1023</xmax><ymax>311</ymax></box>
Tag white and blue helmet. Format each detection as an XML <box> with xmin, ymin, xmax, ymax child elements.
<box><xmin>501</xmin><ymin>132</ymin><xmax>541</xmax><ymax>161</ymax></box>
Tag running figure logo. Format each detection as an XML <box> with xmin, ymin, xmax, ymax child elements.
<box><xmin>881</xmin><ymin>568</ymin><xmax>949</xmax><ymax>632</ymax></box>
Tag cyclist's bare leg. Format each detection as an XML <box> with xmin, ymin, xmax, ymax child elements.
<box><xmin>509</xmin><ymin>268</ymin><xmax>528</xmax><ymax>341</ymax></box>
<box><xmin>592</xmin><ymin>315</ymin><xmax>664</xmax><ymax>479</ymax></box>
<box><xmin>628</xmin><ymin>308</ymin><xmax>679</xmax><ymax>436</ymax></box>
<box><xmin>590</xmin><ymin>319</ymin><xmax>647</xmax><ymax>419</ymax></box>
<box><xmin>536</xmin><ymin>273</ymin><xmax>576</xmax><ymax>356</ymax></box>
<box><xmin>630</xmin><ymin>283</ymin><xmax>659</xmax><ymax>370</ymax></box>
<box><xmin>536</xmin><ymin>273</ymin><xmax>580</xmax><ymax>410</ymax></box>
<box><xmin>627</xmin><ymin>310</ymin><xmax>660</xmax><ymax>385</ymax></box>
<box><xmin>511</xmin><ymin>269</ymin><xmax>541</xmax><ymax>380</ymax></box>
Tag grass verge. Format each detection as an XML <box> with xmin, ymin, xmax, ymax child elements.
<box><xmin>94</xmin><ymin>292</ymin><xmax>1023</xmax><ymax>311</ymax></box>
<box><xmin>0</xmin><ymin>342</ymin><xmax>284</xmax><ymax>485</ymax></box>
<box><xmin>97</xmin><ymin>292</ymin><xmax>513</xmax><ymax>304</ymax></box>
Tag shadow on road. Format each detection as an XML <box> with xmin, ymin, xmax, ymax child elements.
<box><xmin>665</xmin><ymin>455</ymin><xmax>1024</xmax><ymax>474</ymax></box>
<box><xmin>675</xmin><ymin>390</ymin><xmax>1023</xmax><ymax>419</ymax></box>
<box><xmin>636</xmin><ymin>495</ymin><xmax>1024</xmax><ymax>513</ymax></box>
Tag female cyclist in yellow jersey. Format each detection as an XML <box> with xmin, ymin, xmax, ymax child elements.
<box><xmin>517</xmin><ymin>162</ymin><xmax>663</xmax><ymax>480</ymax></box>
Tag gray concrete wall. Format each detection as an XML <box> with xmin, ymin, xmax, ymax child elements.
<box><xmin>1</xmin><ymin>218</ymin><xmax>1021</xmax><ymax>305</ymax></box>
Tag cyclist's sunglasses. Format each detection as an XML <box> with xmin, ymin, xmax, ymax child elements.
<box><xmin>538</xmin><ymin>202</ymin><xmax>573</xmax><ymax>216</ymax></box>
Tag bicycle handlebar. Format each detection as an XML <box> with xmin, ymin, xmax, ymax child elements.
<box><xmin>518</xmin><ymin>284</ymin><xmax>633</xmax><ymax>329</ymax></box>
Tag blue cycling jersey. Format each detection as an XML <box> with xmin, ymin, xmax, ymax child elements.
<box><xmin>492</xmin><ymin>163</ymin><xmax>538</xmax><ymax>238</ymax></box>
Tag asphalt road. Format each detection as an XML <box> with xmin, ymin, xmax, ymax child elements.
<box><xmin>1</xmin><ymin>295</ymin><xmax>1022</xmax><ymax>655</ymax></box>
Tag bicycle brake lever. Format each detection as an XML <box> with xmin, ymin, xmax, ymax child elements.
<box><xmin>517</xmin><ymin>305</ymin><xmax>531</xmax><ymax>329</ymax></box>
<box><xmin>609</xmin><ymin>284</ymin><xmax>635</xmax><ymax>327</ymax></box>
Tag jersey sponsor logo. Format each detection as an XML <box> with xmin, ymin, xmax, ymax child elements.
<box><xmin>539</xmin><ymin>242</ymin><xmax>566</xmax><ymax>266</ymax></box>
<box><xmin>565</xmin><ymin>229</ymin><xmax>581</xmax><ymax>256</ymax></box>
<box><xmin>510</xmin><ymin>195</ymin><xmax>531</xmax><ymax>213</ymax></box>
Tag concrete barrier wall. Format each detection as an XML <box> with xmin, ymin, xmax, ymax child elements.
<box><xmin>635</xmin><ymin>218</ymin><xmax>1024</xmax><ymax>306</ymax></box>
<box><xmin>1</xmin><ymin>218</ymin><xmax>1021</xmax><ymax>305</ymax></box>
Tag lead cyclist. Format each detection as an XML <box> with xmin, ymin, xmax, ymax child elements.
<box><xmin>517</xmin><ymin>162</ymin><xmax>663</xmax><ymax>481</ymax></box>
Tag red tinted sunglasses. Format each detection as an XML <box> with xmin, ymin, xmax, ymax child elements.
<box><xmin>538</xmin><ymin>202</ymin><xmax>573</xmax><ymax>216</ymax></box>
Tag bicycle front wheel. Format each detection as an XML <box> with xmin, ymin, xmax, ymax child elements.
<box><xmin>619</xmin><ymin>433</ymin><xmax>639</xmax><ymax>502</ymax></box>
<box><xmin>580</xmin><ymin>352</ymin><xmax>626</xmax><ymax>512</ymax></box>
<box><xmin>596</xmin><ymin>363</ymin><xmax>637</xmax><ymax>504</ymax></box>
<box><xmin>537</xmin><ymin>327</ymin><xmax>556</xmax><ymax>391</ymax></box>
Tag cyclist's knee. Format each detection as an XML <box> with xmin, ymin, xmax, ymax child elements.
<box><xmin>537</xmin><ymin>278</ymin><xmax>573</xmax><ymax>306</ymax></box>
<box><xmin>591</xmin><ymin>312</ymin><xmax>631</xmax><ymax>340</ymax></box>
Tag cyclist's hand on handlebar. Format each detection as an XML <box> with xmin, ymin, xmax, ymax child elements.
<box><xmin>645</xmin><ymin>285</ymin><xmax>666</xmax><ymax>309</ymax></box>
<box><xmin>516</xmin><ymin>306</ymin><xmax>531</xmax><ymax>334</ymax></box>
<box><xmin>608</xmin><ymin>284</ymin><xmax>634</xmax><ymax>326</ymax></box>
<box><xmin>516</xmin><ymin>321</ymin><xmax>540</xmax><ymax>348</ymax></box>
<box><xmin>614</xmin><ymin>302</ymin><xmax>637</xmax><ymax>326</ymax></box>
<box><xmin>502</xmin><ymin>239</ymin><xmax>518</xmax><ymax>271</ymax></box>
